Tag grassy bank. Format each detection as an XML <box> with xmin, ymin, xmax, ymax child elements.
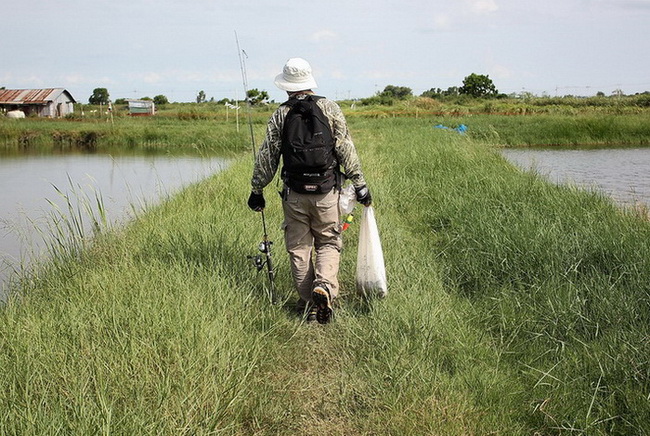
<box><xmin>0</xmin><ymin>116</ymin><xmax>255</xmax><ymax>155</ymax></box>
<box><xmin>1</xmin><ymin>118</ymin><xmax>649</xmax><ymax>434</ymax></box>
<box><xmin>438</xmin><ymin>113</ymin><xmax>650</xmax><ymax>147</ymax></box>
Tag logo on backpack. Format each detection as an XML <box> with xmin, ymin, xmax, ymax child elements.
<box><xmin>281</xmin><ymin>95</ymin><xmax>338</xmax><ymax>194</ymax></box>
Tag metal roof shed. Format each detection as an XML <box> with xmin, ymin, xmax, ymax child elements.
<box><xmin>0</xmin><ymin>88</ymin><xmax>76</xmax><ymax>118</ymax></box>
<box><xmin>127</xmin><ymin>99</ymin><xmax>156</xmax><ymax>116</ymax></box>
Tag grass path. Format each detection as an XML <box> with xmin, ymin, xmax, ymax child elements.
<box><xmin>1</xmin><ymin>118</ymin><xmax>649</xmax><ymax>434</ymax></box>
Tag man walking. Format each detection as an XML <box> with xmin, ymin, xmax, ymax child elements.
<box><xmin>247</xmin><ymin>57</ymin><xmax>371</xmax><ymax>324</ymax></box>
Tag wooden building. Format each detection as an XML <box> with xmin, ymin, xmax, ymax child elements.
<box><xmin>0</xmin><ymin>88</ymin><xmax>76</xmax><ymax>118</ymax></box>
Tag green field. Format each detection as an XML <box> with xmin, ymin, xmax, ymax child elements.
<box><xmin>2</xmin><ymin>96</ymin><xmax>650</xmax><ymax>153</ymax></box>
<box><xmin>1</xmin><ymin>110</ymin><xmax>649</xmax><ymax>434</ymax></box>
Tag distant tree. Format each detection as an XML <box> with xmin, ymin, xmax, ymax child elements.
<box><xmin>153</xmin><ymin>95</ymin><xmax>169</xmax><ymax>105</ymax></box>
<box><xmin>635</xmin><ymin>93</ymin><xmax>650</xmax><ymax>107</ymax></box>
<box><xmin>596</xmin><ymin>91</ymin><xmax>605</xmax><ymax>97</ymax></box>
<box><xmin>445</xmin><ymin>86</ymin><xmax>460</xmax><ymax>96</ymax></box>
<box><xmin>140</xmin><ymin>96</ymin><xmax>152</xmax><ymax>101</ymax></box>
<box><xmin>360</xmin><ymin>95</ymin><xmax>393</xmax><ymax>106</ymax></box>
<box><xmin>380</xmin><ymin>85</ymin><xmax>412</xmax><ymax>100</ymax></box>
<box><xmin>459</xmin><ymin>74</ymin><xmax>498</xmax><ymax>98</ymax></box>
<box><xmin>196</xmin><ymin>90</ymin><xmax>206</xmax><ymax>104</ymax></box>
<box><xmin>114</xmin><ymin>98</ymin><xmax>127</xmax><ymax>105</ymax></box>
<box><xmin>421</xmin><ymin>88</ymin><xmax>443</xmax><ymax>98</ymax></box>
<box><xmin>246</xmin><ymin>88</ymin><xmax>270</xmax><ymax>105</ymax></box>
<box><xmin>421</xmin><ymin>86</ymin><xmax>460</xmax><ymax>98</ymax></box>
<box><xmin>89</xmin><ymin>88</ymin><xmax>110</xmax><ymax>105</ymax></box>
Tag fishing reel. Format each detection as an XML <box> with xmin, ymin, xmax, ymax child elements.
<box><xmin>247</xmin><ymin>240</ymin><xmax>273</xmax><ymax>272</ymax></box>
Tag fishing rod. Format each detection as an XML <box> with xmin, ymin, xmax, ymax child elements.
<box><xmin>236</xmin><ymin>31</ymin><xmax>276</xmax><ymax>301</ymax></box>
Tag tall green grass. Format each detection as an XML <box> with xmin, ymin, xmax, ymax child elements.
<box><xmin>374</xmin><ymin>118</ymin><xmax>650</xmax><ymax>433</ymax></box>
<box><xmin>1</xmin><ymin>117</ymin><xmax>648</xmax><ymax>434</ymax></box>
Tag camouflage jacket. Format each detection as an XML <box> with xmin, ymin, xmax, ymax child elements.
<box><xmin>250</xmin><ymin>95</ymin><xmax>367</xmax><ymax>194</ymax></box>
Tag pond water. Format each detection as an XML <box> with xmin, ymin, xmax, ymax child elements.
<box><xmin>500</xmin><ymin>146</ymin><xmax>650</xmax><ymax>207</ymax></box>
<box><xmin>0</xmin><ymin>152</ymin><xmax>230</xmax><ymax>296</ymax></box>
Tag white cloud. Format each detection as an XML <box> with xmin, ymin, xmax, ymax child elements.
<box><xmin>60</xmin><ymin>74</ymin><xmax>116</xmax><ymax>86</ymax></box>
<box><xmin>467</xmin><ymin>0</ymin><xmax>498</xmax><ymax>14</ymax></box>
<box><xmin>364</xmin><ymin>70</ymin><xmax>394</xmax><ymax>80</ymax></box>
<box><xmin>310</xmin><ymin>30</ymin><xmax>339</xmax><ymax>43</ymax></box>
<box><xmin>22</xmin><ymin>75</ymin><xmax>46</xmax><ymax>87</ymax></box>
<box><xmin>180</xmin><ymin>71</ymin><xmax>209</xmax><ymax>82</ymax></box>
<box><xmin>133</xmin><ymin>69</ymin><xmax>241</xmax><ymax>84</ymax></box>
<box><xmin>489</xmin><ymin>64</ymin><xmax>513</xmax><ymax>80</ymax></box>
<box><xmin>595</xmin><ymin>0</ymin><xmax>650</xmax><ymax>10</ymax></box>
<box><xmin>96</xmin><ymin>77</ymin><xmax>118</xmax><ymax>86</ymax></box>
<box><xmin>143</xmin><ymin>73</ymin><xmax>162</xmax><ymax>84</ymax></box>
<box><xmin>133</xmin><ymin>70</ymin><xmax>207</xmax><ymax>83</ymax></box>
<box><xmin>432</xmin><ymin>14</ymin><xmax>452</xmax><ymax>30</ymax></box>
<box><xmin>63</xmin><ymin>74</ymin><xmax>87</xmax><ymax>84</ymax></box>
<box><xmin>363</xmin><ymin>69</ymin><xmax>417</xmax><ymax>81</ymax></box>
<box><xmin>621</xmin><ymin>0</ymin><xmax>650</xmax><ymax>9</ymax></box>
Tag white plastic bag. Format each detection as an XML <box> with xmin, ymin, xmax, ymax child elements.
<box><xmin>339</xmin><ymin>184</ymin><xmax>357</xmax><ymax>216</ymax></box>
<box><xmin>356</xmin><ymin>206</ymin><xmax>387</xmax><ymax>298</ymax></box>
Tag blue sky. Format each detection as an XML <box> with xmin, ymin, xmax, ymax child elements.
<box><xmin>2</xmin><ymin>0</ymin><xmax>650</xmax><ymax>103</ymax></box>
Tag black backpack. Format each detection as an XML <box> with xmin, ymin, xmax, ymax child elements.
<box><xmin>281</xmin><ymin>95</ymin><xmax>339</xmax><ymax>194</ymax></box>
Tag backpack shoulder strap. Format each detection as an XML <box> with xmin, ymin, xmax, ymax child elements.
<box><xmin>281</xmin><ymin>97</ymin><xmax>299</xmax><ymax>108</ymax></box>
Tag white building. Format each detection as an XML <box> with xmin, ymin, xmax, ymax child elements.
<box><xmin>0</xmin><ymin>88</ymin><xmax>76</xmax><ymax>118</ymax></box>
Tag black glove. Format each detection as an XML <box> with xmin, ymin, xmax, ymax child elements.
<box><xmin>247</xmin><ymin>191</ymin><xmax>265</xmax><ymax>212</ymax></box>
<box><xmin>355</xmin><ymin>185</ymin><xmax>372</xmax><ymax>206</ymax></box>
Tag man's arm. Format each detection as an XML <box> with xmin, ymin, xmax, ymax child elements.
<box><xmin>251</xmin><ymin>107</ymin><xmax>286</xmax><ymax>193</ymax></box>
<box><xmin>321</xmin><ymin>99</ymin><xmax>367</xmax><ymax>189</ymax></box>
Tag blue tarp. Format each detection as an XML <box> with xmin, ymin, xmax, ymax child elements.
<box><xmin>434</xmin><ymin>124</ymin><xmax>467</xmax><ymax>134</ymax></box>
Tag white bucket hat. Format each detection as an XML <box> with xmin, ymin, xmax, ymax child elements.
<box><xmin>274</xmin><ymin>58</ymin><xmax>318</xmax><ymax>92</ymax></box>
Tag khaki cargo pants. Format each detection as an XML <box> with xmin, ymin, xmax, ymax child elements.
<box><xmin>282</xmin><ymin>188</ymin><xmax>342</xmax><ymax>305</ymax></box>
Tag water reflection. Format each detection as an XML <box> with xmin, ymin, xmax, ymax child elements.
<box><xmin>500</xmin><ymin>146</ymin><xmax>650</xmax><ymax>207</ymax></box>
<box><xmin>0</xmin><ymin>152</ymin><xmax>230</xmax><ymax>295</ymax></box>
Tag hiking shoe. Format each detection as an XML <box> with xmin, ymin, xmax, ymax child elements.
<box><xmin>296</xmin><ymin>300</ymin><xmax>318</xmax><ymax>323</ymax></box>
<box><xmin>305</xmin><ymin>306</ymin><xmax>317</xmax><ymax>323</ymax></box>
<box><xmin>312</xmin><ymin>285</ymin><xmax>333</xmax><ymax>324</ymax></box>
